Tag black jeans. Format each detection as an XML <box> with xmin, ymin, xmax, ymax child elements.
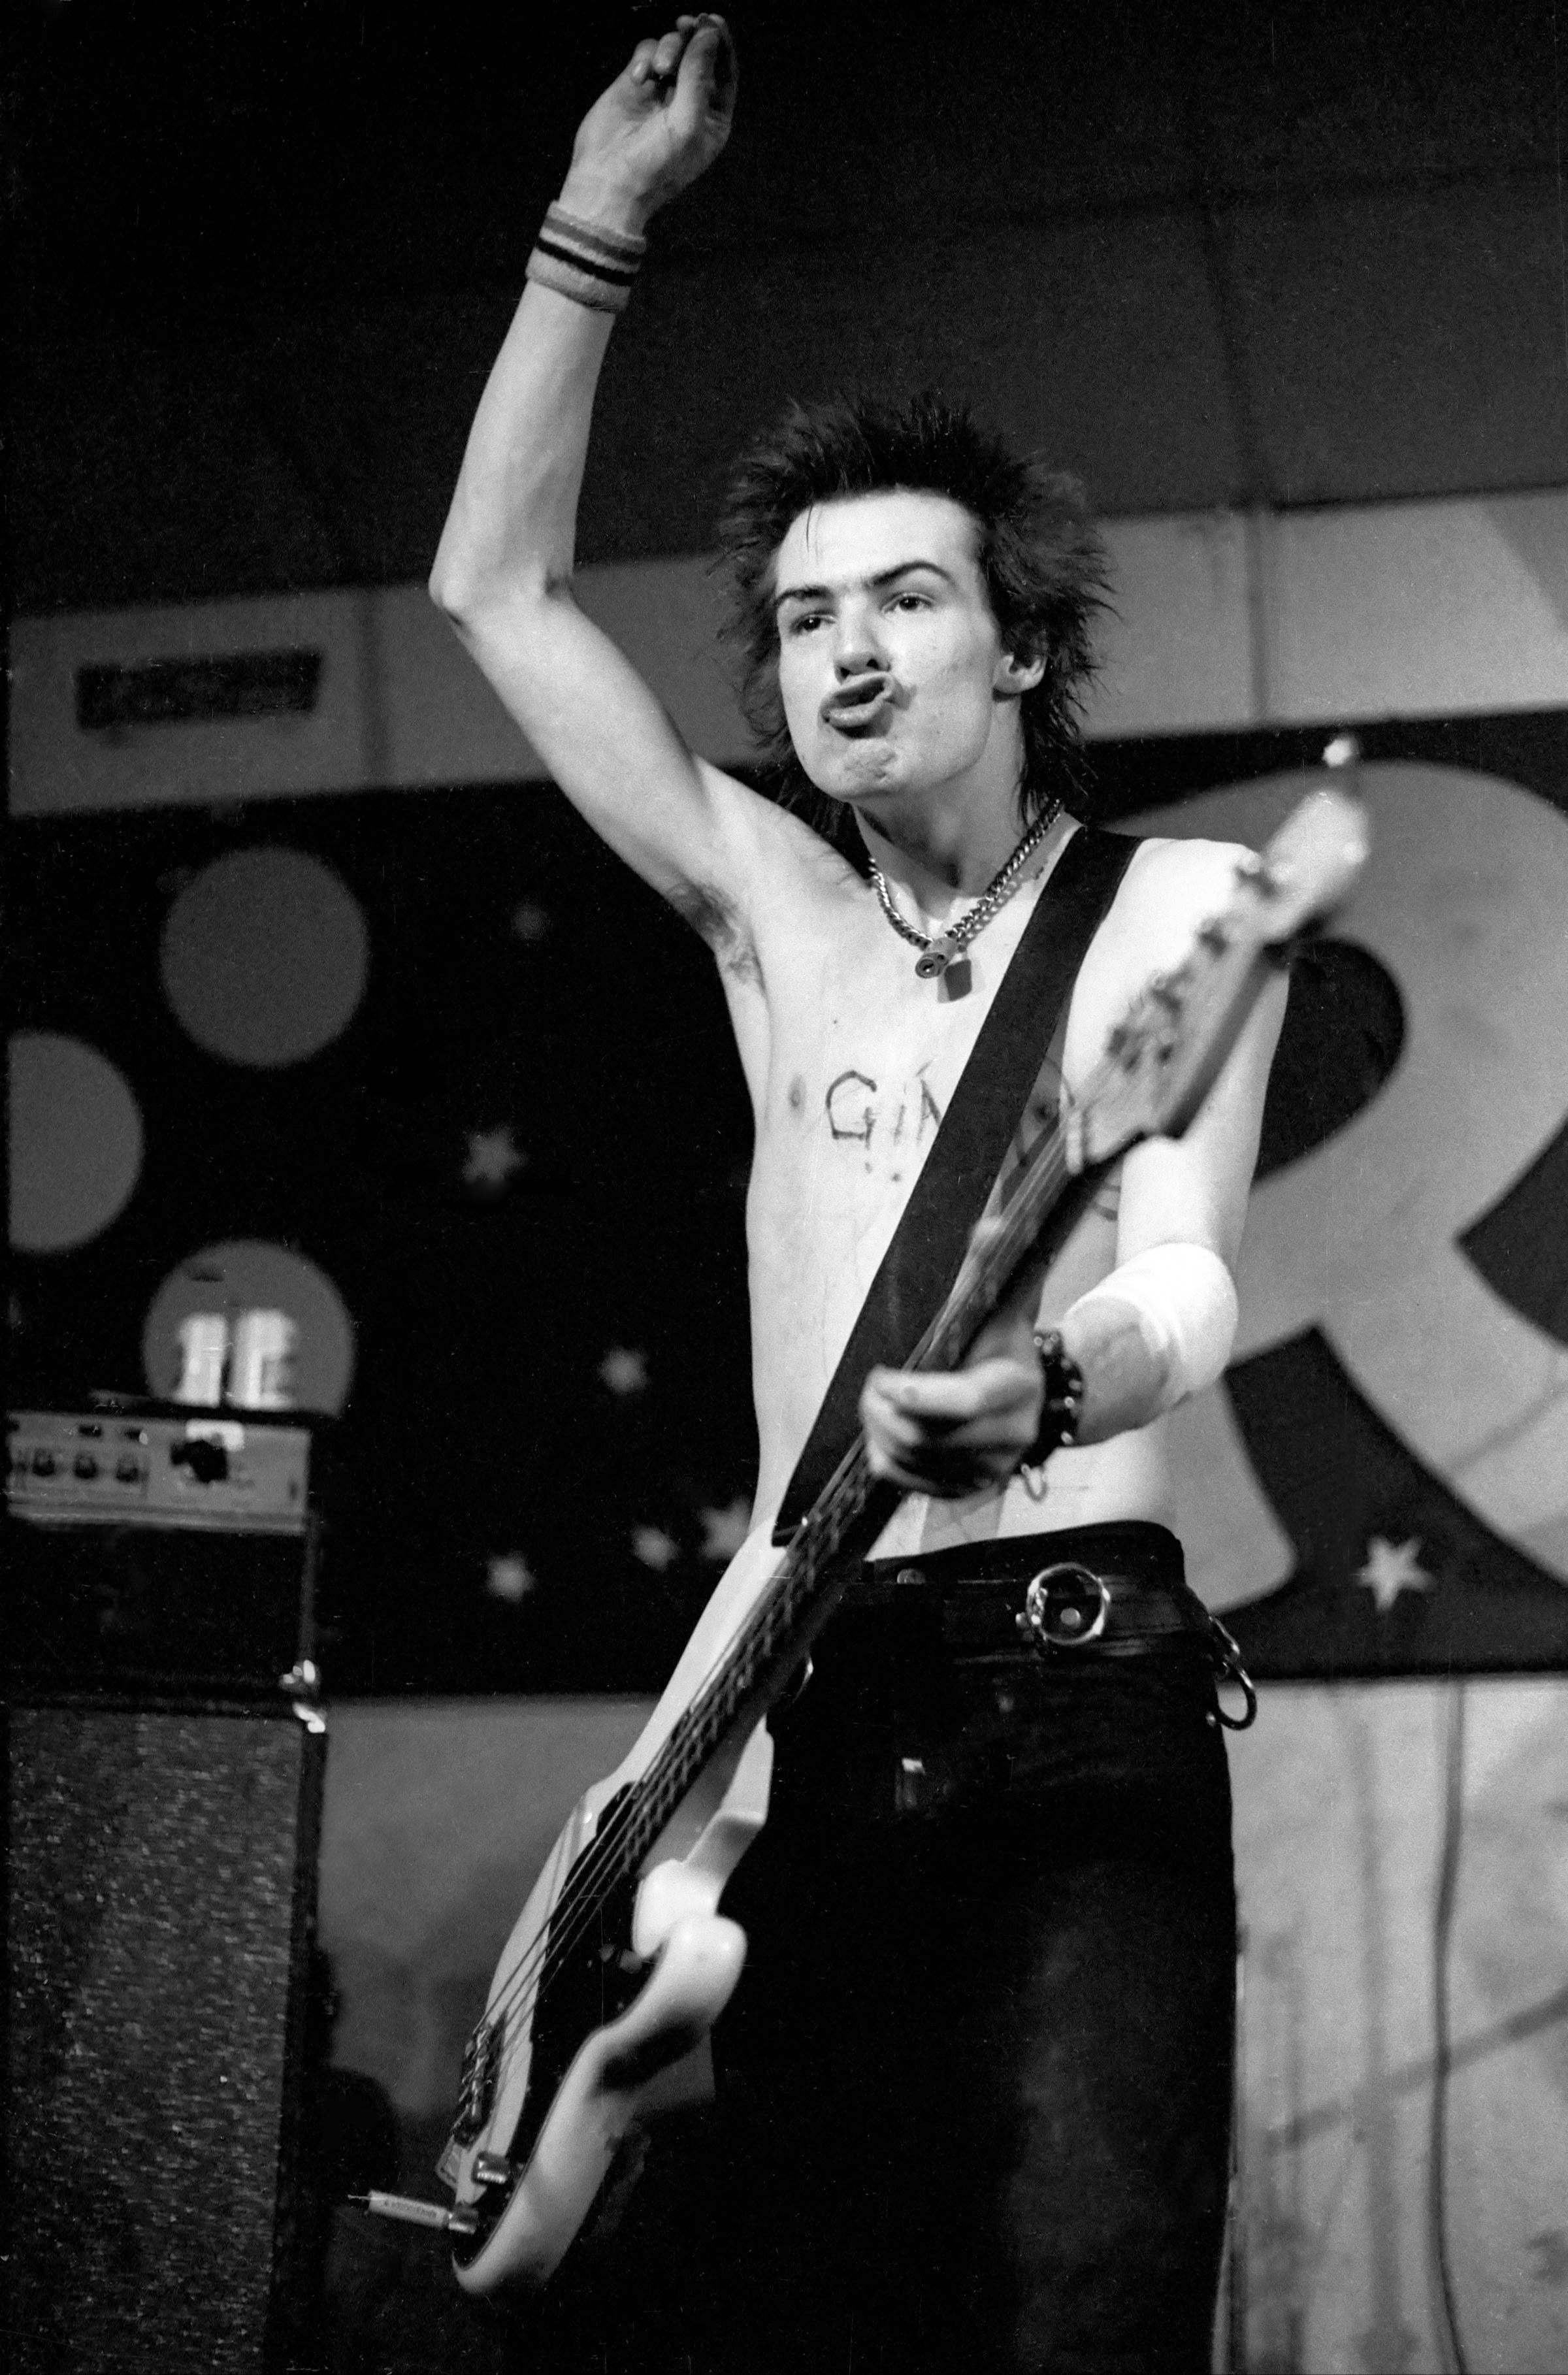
<box><xmin>517</xmin><ymin>1527</ymin><xmax>1236</xmax><ymax>2375</ymax></box>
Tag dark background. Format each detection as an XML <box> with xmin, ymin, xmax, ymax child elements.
<box><xmin>13</xmin><ymin>0</ymin><xmax>1568</xmax><ymax>614</ymax></box>
<box><xmin>9</xmin><ymin>785</ymin><xmax>758</xmax><ymax>1693</ymax></box>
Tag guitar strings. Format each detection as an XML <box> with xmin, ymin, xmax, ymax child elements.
<box><xmin>471</xmin><ymin>899</ymin><xmax>1252</xmax><ymax>2084</ymax></box>
<box><xmin>472</xmin><ymin>1114</ymin><xmax>1088</xmax><ymax>2089</ymax></box>
<box><xmin>470</xmin><ymin>1104</ymin><xmax>1100</xmax><ymax>2084</ymax></box>
<box><xmin>477</xmin><ymin>1139</ymin><xmax>1063</xmax><ymax>2060</ymax></box>
<box><xmin>470</xmin><ymin>1081</ymin><xmax>1117</xmax><ymax>2093</ymax></box>
<box><xmin>474</xmin><ymin>1435</ymin><xmax>885</xmax><ymax>2100</ymax></box>
<box><xmin>471</xmin><ymin>1440</ymin><xmax>875</xmax><ymax>2065</ymax></box>
<box><xmin>460</xmin><ymin>890</ymin><xmax>1279</xmax><ymax>2140</ymax></box>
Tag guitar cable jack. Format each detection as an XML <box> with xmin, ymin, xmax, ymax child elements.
<box><xmin>350</xmin><ymin>2189</ymin><xmax>480</xmax><ymax>2236</ymax></box>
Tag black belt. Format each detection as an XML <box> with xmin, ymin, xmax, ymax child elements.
<box><xmin>857</xmin><ymin>1522</ymin><xmax>1257</xmax><ymax>1728</ymax></box>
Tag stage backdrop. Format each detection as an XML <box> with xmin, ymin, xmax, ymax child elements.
<box><xmin>13</xmin><ymin>713</ymin><xmax>1568</xmax><ymax>2375</ymax></box>
<box><xmin>10</xmin><ymin>713</ymin><xmax>1567</xmax><ymax>1690</ymax></box>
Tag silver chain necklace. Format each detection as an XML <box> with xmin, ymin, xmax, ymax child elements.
<box><xmin>870</xmin><ymin>802</ymin><xmax>1062</xmax><ymax>979</ymax></box>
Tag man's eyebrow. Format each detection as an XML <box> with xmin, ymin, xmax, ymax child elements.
<box><xmin>772</xmin><ymin>559</ymin><xmax>958</xmax><ymax>612</ymax></box>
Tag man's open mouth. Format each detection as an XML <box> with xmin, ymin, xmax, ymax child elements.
<box><xmin>824</xmin><ymin>683</ymin><xmax>893</xmax><ymax>733</ymax></box>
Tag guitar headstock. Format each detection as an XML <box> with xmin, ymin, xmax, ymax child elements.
<box><xmin>1075</xmin><ymin>786</ymin><xmax>1369</xmax><ymax>1164</ymax></box>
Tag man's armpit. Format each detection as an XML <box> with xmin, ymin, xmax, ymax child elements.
<box><xmin>665</xmin><ymin>874</ymin><xmax>762</xmax><ymax>984</ymax></box>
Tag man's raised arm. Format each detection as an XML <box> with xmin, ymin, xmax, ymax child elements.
<box><xmin>429</xmin><ymin>18</ymin><xmax>746</xmax><ymax>912</ymax></box>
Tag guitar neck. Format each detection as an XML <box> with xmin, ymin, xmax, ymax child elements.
<box><xmin>553</xmin><ymin>789</ymin><xmax>1371</xmax><ymax>2003</ymax></box>
<box><xmin>621</xmin><ymin>1116</ymin><xmax>1115</xmax><ymax>1872</ymax></box>
<box><xmin>621</xmin><ymin>1453</ymin><xmax>902</xmax><ymax>1869</ymax></box>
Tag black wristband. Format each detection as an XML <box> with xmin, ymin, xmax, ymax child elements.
<box><xmin>1024</xmin><ymin>1328</ymin><xmax>1085</xmax><ymax>1465</ymax></box>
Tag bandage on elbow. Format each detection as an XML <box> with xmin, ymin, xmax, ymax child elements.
<box><xmin>1066</xmin><ymin>1243</ymin><xmax>1239</xmax><ymax>1412</ymax></box>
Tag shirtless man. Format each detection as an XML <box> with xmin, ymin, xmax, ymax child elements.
<box><xmin>432</xmin><ymin>18</ymin><xmax>1286</xmax><ymax>2371</ymax></box>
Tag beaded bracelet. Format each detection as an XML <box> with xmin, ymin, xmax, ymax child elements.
<box><xmin>1025</xmin><ymin>1327</ymin><xmax>1086</xmax><ymax>1464</ymax></box>
<box><xmin>525</xmin><ymin>203</ymin><xmax>647</xmax><ymax>314</ymax></box>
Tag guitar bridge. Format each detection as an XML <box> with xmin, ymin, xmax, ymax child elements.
<box><xmin>449</xmin><ymin>2014</ymin><xmax>502</xmax><ymax>2146</ymax></box>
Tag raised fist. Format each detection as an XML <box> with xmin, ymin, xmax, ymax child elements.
<box><xmin>565</xmin><ymin>15</ymin><xmax>738</xmax><ymax>227</ymax></box>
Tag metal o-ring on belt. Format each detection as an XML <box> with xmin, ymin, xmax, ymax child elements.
<box><xmin>1015</xmin><ymin>1560</ymin><xmax>1114</xmax><ymax>1648</ymax></box>
<box><xmin>1011</xmin><ymin>1561</ymin><xmax>1257</xmax><ymax>1726</ymax></box>
<box><xmin>850</xmin><ymin>1539</ymin><xmax>1254</xmax><ymax>1729</ymax></box>
<box><xmin>856</xmin><ymin>1545</ymin><xmax>1259</xmax><ymax>1729</ymax></box>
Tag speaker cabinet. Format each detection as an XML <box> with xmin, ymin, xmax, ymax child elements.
<box><xmin>6</xmin><ymin>1701</ymin><xmax>325</xmax><ymax>2374</ymax></box>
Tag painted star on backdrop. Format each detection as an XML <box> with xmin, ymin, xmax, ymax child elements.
<box><xmin>600</xmin><ymin>1346</ymin><xmax>649</xmax><ymax>1396</ymax></box>
<box><xmin>1354</xmin><ymin>1535</ymin><xmax>1435</xmax><ymax>1614</ymax></box>
<box><xmin>698</xmin><ymin>1496</ymin><xmax>752</xmax><ymax>1564</ymax></box>
<box><xmin>631</xmin><ymin>1525</ymin><xmax>680</xmax><ymax>1573</ymax></box>
<box><xmin>485</xmin><ymin>1552</ymin><xmax>537</xmax><ymax>1605</ymax></box>
<box><xmin>463</xmin><ymin>1126</ymin><xmax>526</xmax><ymax>1190</ymax></box>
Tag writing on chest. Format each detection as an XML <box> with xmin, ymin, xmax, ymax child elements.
<box><xmin>796</xmin><ymin>1058</ymin><xmax>949</xmax><ymax>1174</ymax></box>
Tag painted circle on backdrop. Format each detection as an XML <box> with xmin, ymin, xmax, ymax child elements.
<box><xmin>9</xmin><ymin>1032</ymin><xmax>144</xmax><ymax>1252</ymax></box>
<box><xmin>160</xmin><ymin>847</ymin><xmax>368</xmax><ymax>1066</ymax></box>
<box><xmin>142</xmin><ymin>1239</ymin><xmax>356</xmax><ymax>1413</ymax></box>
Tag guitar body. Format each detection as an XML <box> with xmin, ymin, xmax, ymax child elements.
<box><xmin>444</xmin><ymin>1531</ymin><xmax>783</xmax><ymax>2296</ymax></box>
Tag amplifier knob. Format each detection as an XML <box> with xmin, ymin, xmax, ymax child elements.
<box><xmin>74</xmin><ymin>1454</ymin><xmax>99</xmax><ymax>1479</ymax></box>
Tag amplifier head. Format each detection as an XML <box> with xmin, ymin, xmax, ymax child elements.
<box><xmin>7</xmin><ymin>1409</ymin><xmax>319</xmax><ymax>1703</ymax></box>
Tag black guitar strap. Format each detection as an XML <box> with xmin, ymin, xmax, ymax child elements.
<box><xmin>772</xmin><ymin>824</ymin><xmax>1139</xmax><ymax>1543</ymax></box>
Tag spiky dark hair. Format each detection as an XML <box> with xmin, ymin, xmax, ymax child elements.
<box><xmin>715</xmin><ymin>391</ymin><xmax>1110</xmax><ymax>857</ymax></box>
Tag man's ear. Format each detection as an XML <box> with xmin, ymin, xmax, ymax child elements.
<box><xmin>994</xmin><ymin>644</ymin><xmax>1047</xmax><ymax>697</ymax></box>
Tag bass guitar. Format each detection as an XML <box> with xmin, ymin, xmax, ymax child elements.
<box><xmin>402</xmin><ymin>786</ymin><xmax>1367</xmax><ymax>2293</ymax></box>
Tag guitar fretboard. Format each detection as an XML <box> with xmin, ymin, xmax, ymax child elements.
<box><xmin>615</xmin><ymin>1098</ymin><xmax>1107</xmax><ymax>1871</ymax></box>
<box><xmin>538</xmin><ymin>783</ymin><xmax>1364</xmax><ymax>1937</ymax></box>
